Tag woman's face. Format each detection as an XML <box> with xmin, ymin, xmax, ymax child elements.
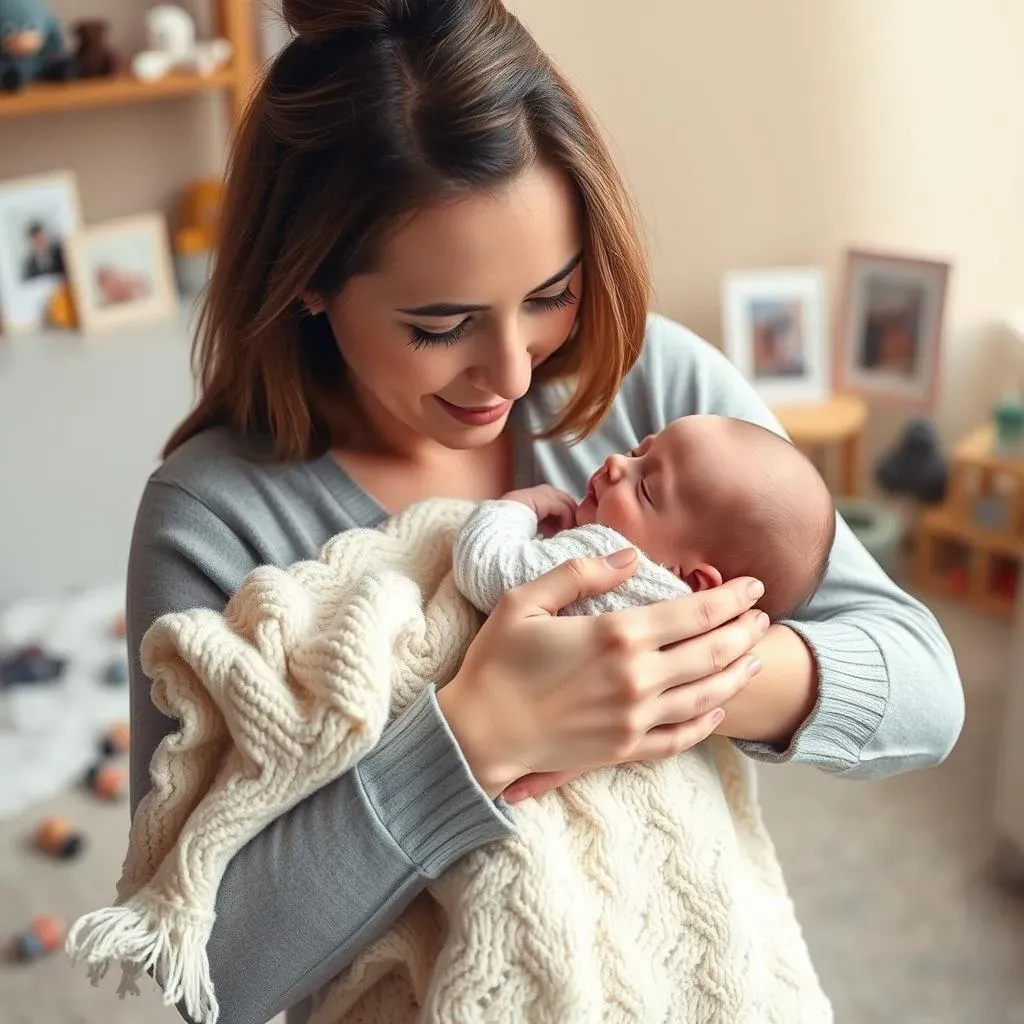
<box><xmin>310</xmin><ymin>162</ymin><xmax>584</xmax><ymax>453</ymax></box>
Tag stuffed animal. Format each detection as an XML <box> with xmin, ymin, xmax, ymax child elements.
<box><xmin>130</xmin><ymin>4</ymin><xmax>232</xmax><ymax>83</ymax></box>
<box><xmin>72</xmin><ymin>19</ymin><xmax>118</xmax><ymax>79</ymax></box>
<box><xmin>0</xmin><ymin>0</ymin><xmax>78</xmax><ymax>92</ymax></box>
<box><xmin>875</xmin><ymin>418</ymin><xmax>948</xmax><ymax>504</ymax></box>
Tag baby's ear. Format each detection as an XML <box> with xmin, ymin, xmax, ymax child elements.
<box><xmin>683</xmin><ymin>563</ymin><xmax>723</xmax><ymax>592</ymax></box>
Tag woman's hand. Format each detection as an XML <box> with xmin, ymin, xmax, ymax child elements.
<box><xmin>437</xmin><ymin>548</ymin><xmax>769</xmax><ymax>799</ymax></box>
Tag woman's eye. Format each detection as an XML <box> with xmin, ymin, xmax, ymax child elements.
<box><xmin>527</xmin><ymin>284</ymin><xmax>578</xmax><ymax>312</ymax></box>
<box><xmin>407</xmin><ymin>319</ymin><xmax>469</xmax><ymax>350</ymax></box>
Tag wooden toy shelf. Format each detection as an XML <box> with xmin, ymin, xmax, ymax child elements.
<box><xmin>0</xmin><ymin>0</ymin><xmax>256</xmax><ymax>127</ymax></box>
<box><xmin>915</xmin><ymin>422</ymin><xmax>1024</xmax><ymax>618</ymax></box>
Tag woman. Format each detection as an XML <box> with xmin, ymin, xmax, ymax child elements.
<box><xmin>127</xmin><ymin>1</ymin><xmax>964</xmax><ymax>1021</ymax></box>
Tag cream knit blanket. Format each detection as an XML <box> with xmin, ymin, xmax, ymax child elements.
<box><xmin>67</xmin><ymin>497</ymin><xmax>831</xmax><ymax>1024</ymax></box>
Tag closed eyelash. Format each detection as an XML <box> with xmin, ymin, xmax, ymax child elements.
<box><xmin>407</xmin><ymin>284</ymin><xmax>578</xmax><ymax>349</ymax></box>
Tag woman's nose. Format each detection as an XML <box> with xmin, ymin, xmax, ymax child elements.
<box><xmin>472</xmin><ymin>326</ymin><xmax>533</xmax><ymax>401</ymax></box>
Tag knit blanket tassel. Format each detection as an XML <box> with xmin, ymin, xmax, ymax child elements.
<box><xmin>67</xmin><ymin>898</ymin><xmax>217</xmax><ymax>1020</ymax></box>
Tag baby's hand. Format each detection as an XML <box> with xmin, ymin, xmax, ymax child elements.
<box><xmin>502</xmin><ymin>485</ymin><xmax>578</xmax><ymax>537</ymax></box>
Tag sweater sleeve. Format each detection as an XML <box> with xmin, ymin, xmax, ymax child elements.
<box><xmin>642</xmin><ymin>315</ymin><xmax>965</xmax><ymax>778</ymax></box>
<box><xmin>453</xmin><ymin>499</ymin><xmax>689</xmax><ymax>616</ymax></box>
<box><xmin>127</xmin><ymin>480</ymin><xmax>513</xmax><ymax>1024</ymax></box>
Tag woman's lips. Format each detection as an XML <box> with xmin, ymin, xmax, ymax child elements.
<box><xmin>434</xmin><ymin>397</ymin><xmax>511</xmax><ymax>426</ymax></box>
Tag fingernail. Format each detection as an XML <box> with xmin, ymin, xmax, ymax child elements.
<box><xmin>755</xmin><ymin>612</ymin><xmax>770</xmax><ymax>633</ymax></box>
<box><xmin>711</xmin><ymin>708</ymin><xmax>726</xmax><ymax>726</ymax></box>
<box><xmin>746</xmin><ymin>579</ymin><xmax>765</xmax><ymax>601</ymax></box>
<box><xmin>746</xmin><ymin>657</ymin><xmax>763</xmax><ymax>677</ymax></box>
<box><xmin>606</xmin><ymin>548</ymin><xmax>637</xmax><ymax>567</ymax></box>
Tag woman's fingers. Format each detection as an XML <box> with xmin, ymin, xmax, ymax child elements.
<box><xmin>631</xmin><ymin>708</ymin><xmax>726</xmax><ymax>763</ymax></box>
<box><xmin>612</xmin><ymin>576</ymin><xmax>765</xmax><ymax>650</ymax></box>
<box><xmin>503</xmin><ymin>769</ymin><xmax>582</xmax><ymax>804</ymax></box>
<box><xmin>649</xmin><ymin>650</ymin><xmax>762</xmax><ymax>728</ymax></box>
<box><xmin>653</xmin><ymin>608</ymin><xmax>769</xmax><ymax>692</ymax></box>
<box><xmin>505</xmin><ymin>548</ymin><xmax>640</xmax><ymax>618</ymax></box>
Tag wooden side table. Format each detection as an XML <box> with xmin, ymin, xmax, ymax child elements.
<box><xmin>772</xmin><ymin>394</ymin><xmax>869</xmax><ymax>497</ymax></box>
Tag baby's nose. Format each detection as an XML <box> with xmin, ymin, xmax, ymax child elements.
<box><xmin>605</xmin><ymin>453</ymin><xmax>628</xmax><ymax>482</ymax></box>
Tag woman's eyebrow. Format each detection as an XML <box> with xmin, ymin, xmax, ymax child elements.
<box><xmin>527</xmin><ymin>250</ymin><xmax>584</xmax><ymax>294</ymax></box>
<box><xmin>396</xmin><ymin>250</ymin><xmax>584</xmax><ymax>317</ymax></box>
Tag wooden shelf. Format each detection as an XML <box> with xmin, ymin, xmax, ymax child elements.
<box><xmin>0</xmin><ymin>69</ymin><xmax>237</xmax><ymax>120</ymax></box>
<box><xmin>918</xmin><ymin>506</ymin><xmax>1024</xmax><ymax>561</ymax></box>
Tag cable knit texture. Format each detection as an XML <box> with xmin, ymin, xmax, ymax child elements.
<box><xmin>67</xmin><ymin>497</ymin><xmax>831</xmax><ymax>1024</ymax></box>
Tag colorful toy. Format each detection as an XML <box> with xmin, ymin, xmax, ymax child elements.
<box><xmin>130</xmin><ymin>5</ymin><xmax>232</xmax><ymax>83</ymax></box>
<box><xmin>0</xmin><ymin>0</ymin><xmax>78</xmax><ymax>92</ymax></box>
<box><xmin>974</xmin><ymin>495</ymin><xmax>1011</xmax><ymax>532</ymax></box>
<box><xmin>85</xmin><ymin>761</ymin><xmax>127</xmax><ymax>801</ymax></box>
<box><xmin>101</xmin><ymin>659</ymin><xmax>128</xmax><ymax>686</ymax></box>
<box><xmin>34</xmin><ymin>816</ymin><xmax>85</xmax><ymax>859</ymax></box>
<box><xmin>946</xmin><ymin>566</ymin><xmax>969</xmax><ymax>595</ymax></box>
<box><xmin>111</xmin><ymin>612</ymin><xmax>126</xmax><ymax>639</ymax></box>
<box><xmin>13</xmin><ymin>915</ymin><xmax>65</xmax><ymax>961</ymax></box>
<box><xmin>994</xmin><ymin>393</ymin><xmax>1024</xmax><ymax>456</ymax></box>
<box><xmin>46</xmin><ymin>281</ymin><xmax>78</xmax><ymax>328</ymax></box>
<box><xmin>100</xmin><ymin>721</ymin><xmax>130</xmax><ymax>756</ymax></box>
<box><xmin>993</xmin><ymin>563</ymin><xmax>1019</xmax><ymax>602</ymax></box>
<box><xmin>0</xmin><ymin>644</ymin><xmax>66</xmax><ymax>688</ymax></box>
<box><xmin>71</xmin><ymin>18</ymin><xmax>117</xmax><ymax>78</ymax></box>
<box><xmin>173</xmin><ymin>178</ymin><xmax>223</xmax><ymax>295</ymax></box>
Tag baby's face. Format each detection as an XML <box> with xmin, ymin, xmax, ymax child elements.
<box><xmin>576</xmin><ymin>424</ymin><xmax>692</xmax><ymax>571</ymax></box>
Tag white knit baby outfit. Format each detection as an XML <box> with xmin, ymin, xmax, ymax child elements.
<box><xmin>67</xmin><ymin>497</ymin><xmax>831</xmax><ymax>1024</ymax></box>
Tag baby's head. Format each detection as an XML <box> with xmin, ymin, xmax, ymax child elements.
<box><xmin>576</xmin><ymin>415</ymin><xmax>836</xmax><ymax>620</ymax></box>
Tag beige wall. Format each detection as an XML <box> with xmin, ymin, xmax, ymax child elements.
<box><xmin>514</xmin><ymin>0</ymin><xmax>1024</xmax><ymax>461</ymax></box>
<box><xmin>3</xmin><ymin>1</ymin><xmax>1022</xmax><ymax>450</ymax></box>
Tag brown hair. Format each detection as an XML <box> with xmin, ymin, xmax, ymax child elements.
<box><xmin>164</xmin><ymin>0</ymin><xmax>651</xmax><ymax>461</ymax></box>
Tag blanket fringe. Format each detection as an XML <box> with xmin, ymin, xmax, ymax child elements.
<box><xmin>66</xmin><ymin>898</ymin><xmax>219</xmax><ymax>1024</ymax></box>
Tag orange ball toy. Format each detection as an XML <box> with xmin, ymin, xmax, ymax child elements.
<box><xmin>34</xmin><ymin>816</ymin><xmax>85</xmax><ymax>859</ymax></box>
<box><xmin>101</xmin><ymin>722</ymin><xmax>130</xmax><ymax>757</ymax></box>
<box><xmin>86</xmin><ymin>762</ymin><xmax>127</xmax><ymax>801</ymax></box>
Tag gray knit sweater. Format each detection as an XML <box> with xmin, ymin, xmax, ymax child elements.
<box><xmin>125</xmin><ymin>314</ymin><xmax>964</xmax><ymax>1024</ymax></box>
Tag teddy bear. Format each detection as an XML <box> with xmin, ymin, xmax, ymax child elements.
<box><xmin>130</xmin><ymin>4</ymin><xmax>231</xmax><ymax>83</ymax></box>
<box><xmin>0</xmin><ymin>0</ymin><xmax>78</xmax><ymax>92</ymax></box>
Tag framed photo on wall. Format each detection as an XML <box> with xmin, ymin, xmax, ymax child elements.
<box><xmin>64</xmin><ymin>212</ymin><xmax>179</xmax><ymax>333</ymax></box>
<box><xmin>721</xmin><ymin>267</ymin><xmax>830</xmax><ymax>405</ymax></box>
<box><xmin>835</xmin><ymin>249</ymin><xmax>950</xmax><ymax>412</ymax></box>
<box><xmin>0</xmin><ymin>170</ymin><xmax>83</xmax><ymax>334</ymax></box>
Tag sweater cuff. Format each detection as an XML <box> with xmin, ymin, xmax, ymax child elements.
<box><xmin>355</xmin><ymin>686</ymin><xmax>515</xmax><ymax>878</ymax></box>
<box><xmin>735</xmin><ymin>619</ymin><xmax>889</xmax><ymax>772</ymax></box>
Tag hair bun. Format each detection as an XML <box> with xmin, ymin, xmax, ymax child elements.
<box><xmin>283</xmin><ymin>0</ymin><xmax>463</xmax><ymax>42</ymax></box>
<box><xmin>281</xmin><ymin>0</ymin><xmax>387</xmax><ymax>39</ymax></box>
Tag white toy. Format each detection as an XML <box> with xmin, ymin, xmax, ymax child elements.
<box><xmin>130</xmin><ymin>4</ymin><xmax>232</xmax><ymax>82</ymax></box>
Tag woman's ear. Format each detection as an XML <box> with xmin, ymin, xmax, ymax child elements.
<box><xmin>683</xmin><ymin>563</ymin><xmax>723</xmax><ymax>592</ymax></box>
<box><xmin>299</xmin><ymin>290</ymin><xmax>326</xmax><ymax>315</ymax></box>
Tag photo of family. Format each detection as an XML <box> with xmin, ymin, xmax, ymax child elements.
<box><xmin>750</xmin><ymin>297</ymin><xmax>807</xmax><ymax>379</ymax></box>
<box><xmin>21</xmin><ymin>220</ymin><xmax>67</xmax><ymax>282</ymax></box>
<box><xmin>837</xmin><ymin>250</ymin><xmax>949</xmax><ymax>411</ymax></box>
<box><xmin>64</xmin><ymin>213</ymin><xmax>178</xmax><ymax>333</ymax></box>
<box><xmin>0</xmin><ymin>172</ymin><xmax>82</xmax><ymax>333</ymax></box>
<box><xmin>722</xmin><ymin>267</ymin><xmax>829</xmax><ymax>405</ymax></box>
<box><xmin>856</xmin><ymin>275</ymin><xmax>925</xmax><ymax>376</ymax></box>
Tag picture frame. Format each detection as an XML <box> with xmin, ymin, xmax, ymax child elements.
<box><xmin>721</xmin><ymin>267</ymin><xmax>830</xmax><ymax>405</ymax></box>
<box><xmin>64</xmin><ymin>212</ymin><xmax>179</xmax><ymax>333</ymax></box>
<box><xmin>835</xmin><ymin>249</ymin><xmax>950</xmax><ymax>412</ymax></box>
<box><xmin>0</xmin><ymin>170</ymin><xmax>83</xmax><ymax>334</ymax></box>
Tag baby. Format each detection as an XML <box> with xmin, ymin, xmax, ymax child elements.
<box><xmin>454</xmin><ymin>413</ymin><xmax>836</xmax><ymax>624</ymax></box>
